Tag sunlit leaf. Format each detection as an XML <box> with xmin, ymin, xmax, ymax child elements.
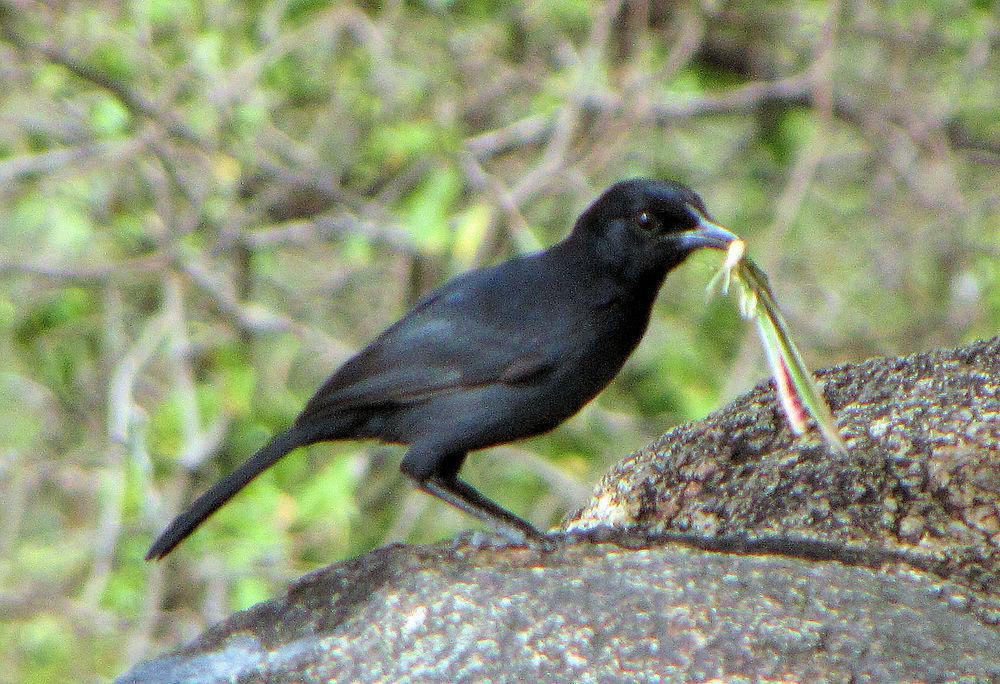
<box><xmin>452</xmin><ymin>202</ymin><xmax>491</xmax><ymax>268</ymax></box>
<box><xmin>404</xmin><ymin>167</ymin><xmax>460</xmax><ymax>255</ymax></box>
<box><xmin>90</xmin><ymin>95</ymin><xmax>131</xmax><ymax>138</ymax></box>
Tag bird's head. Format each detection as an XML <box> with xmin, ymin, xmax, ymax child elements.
<box><xmin>575</xmin><ymin>178</ymin><xmax>738</xmax><ymax>278</ymax></box>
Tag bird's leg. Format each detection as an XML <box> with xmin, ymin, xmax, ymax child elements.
<box><xmin>420</xmin><ymin>476</ymin><xmax>543</xmax><ymax>542</ymax></box>
<box><xmin>401</xmin><ymin>445</ymin><xmax>542</xmax><ymax>542</ymax></box>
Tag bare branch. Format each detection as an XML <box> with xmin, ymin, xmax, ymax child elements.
<box><xmin>241</xmin><ymin>211</ymin><xmax>415</xmax><ymax>253</ymax></box>
<box><xmin>0</xmin><ymin>4</ymin><xmax>212</xmax><ymax>149</ymax></box>
<box><xmin>0</xmin><ymin>139</ymin><xmax>139</xmax><ymax>184</ymax></box>
<box><xmin>0</xmin><ymin>254</ymin><xmax>170</xmax><ymax>284</ymax></box>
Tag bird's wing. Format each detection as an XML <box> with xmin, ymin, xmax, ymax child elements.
<box><xmin>298</xmin><ymin>260</ymin><xmax>561</xmax><ymax>418</ymax></box>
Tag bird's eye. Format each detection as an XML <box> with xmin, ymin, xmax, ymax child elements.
<box><xmin>637</xmin><ymin>211</ymin><xmax>655</xmax><ymax>230</ymax></box>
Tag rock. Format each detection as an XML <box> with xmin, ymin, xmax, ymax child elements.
<box><xmin>120</xmin><ymin>337</ymin><xmax>1000</xmax><ymax>683</ymax></box>
<box><xmin>569</xmin><ymin>335</ymin><xmax>1000</xmax><ymax>621</ymax></box>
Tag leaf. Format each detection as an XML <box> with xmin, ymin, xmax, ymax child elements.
<box><xmin>404</xmin><ymin>167</ymin><xmax>461</xmax><ymax>255</ymax></box>
<box><xmin>710</xmin><ymin>241</ymin><xmax>848</xmax><ymax>455</ymax></box>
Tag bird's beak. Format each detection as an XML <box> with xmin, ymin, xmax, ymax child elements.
<box><xmin>676</xmin><ymin>215</ymin><xmax>739</xmax><ymax>252</ymax></box>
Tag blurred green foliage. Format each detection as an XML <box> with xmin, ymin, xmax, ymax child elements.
<box><xmin>0</xmin><ymin>0</ymin><xmax>996</xmax><ymax>680</ymax></box>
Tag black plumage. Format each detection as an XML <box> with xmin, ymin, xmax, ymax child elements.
<box><xmin>147</xmin><ymin>178</ymin><xmax>736</xmax><ymax>560</ymax></box>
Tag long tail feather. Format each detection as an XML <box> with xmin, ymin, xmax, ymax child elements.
<box><xmin>146</xmin><ymin>427</ymin><xmax>308</xmax><ymax>560</ymax></box>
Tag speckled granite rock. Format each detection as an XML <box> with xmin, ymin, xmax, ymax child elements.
<box><xmin>569</xmin><ymin>335</ymin><xmax>1000</xmax><ymax>620</ymax></box>
<box><xmin>122</xmin><ymin>532</ymin><xmax>1000</xmax><ymax>683</ymax></box>
<box><xmin>120</xmin><ymin>337</ymin><xmax>1000</xmax><ymax>683</ymax></box>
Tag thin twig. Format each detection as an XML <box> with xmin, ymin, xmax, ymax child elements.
<box><xmin>0</xmin><ymin>139</ymin><xmax>138</xmax><ymax>184</ymax></box>
<box><xmin>241</xmin><ymin>211</ymin><xmax>415</xmax><ymax>253</ymax></box>
<box><xmin>106</xmin><ymin>304</ymin><xmax>174</xmax><ymax>445</ymax></box>
<box><xmin>0</xmin><ymin>3</ymin><xmax>212</xmax><ymax>150</ymax></box>
<box><xmin>0</xmin><ymin>253</ymin><xmax>170</xmax><ymax>284</ymax></box>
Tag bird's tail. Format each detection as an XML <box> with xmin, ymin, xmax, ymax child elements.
<box><xmin>145</xmin><ymin>426</ymin><xmax>312</xmax><ymax>560</ymax></box>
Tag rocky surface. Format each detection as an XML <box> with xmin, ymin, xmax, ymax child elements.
<box><xmin>570</xmin><ymin>335</ymin><xmax>1000</xmax><ymax>620</ymax></box>
<box><xmin>120</xmin><ymin>336</ymin><xmax>1000</xmax><ymax>683</ymax></box>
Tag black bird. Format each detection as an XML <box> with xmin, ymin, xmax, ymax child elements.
<box><xmin>146</xmin><ymin>178</ymin><xmax>737</xmax><ymax>560</ymax></box>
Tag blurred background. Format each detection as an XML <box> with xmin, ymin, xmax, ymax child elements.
<box><xmin>0</xmin><ymin>0</ymin><xmax>996</xmax><ymax>679</ymax></box>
